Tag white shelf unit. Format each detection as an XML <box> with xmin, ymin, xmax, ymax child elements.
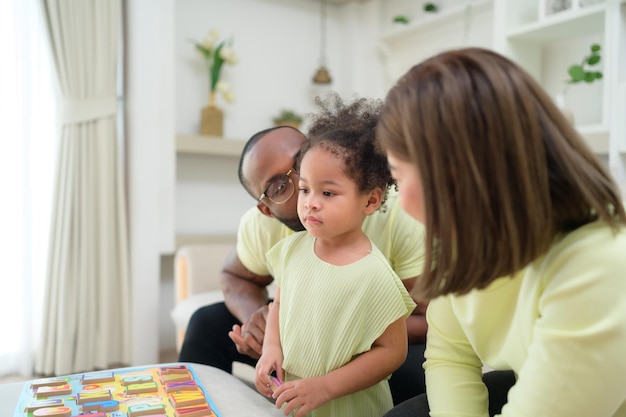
<box><xmin>176</xmin><ymin>135</ymin><xmax>245</xmax><ymax>157</ymax></box>
<box><xmin>174</xmin><ymin>134</ymin><xmax>249</xmax><ymax>250</ymax></box>
<box><xmin>376</xmin><ymin>0</ymin><xmax>495</xmax><ymax>85</ymax></box>
<box><xmin>494</xmin><ymin>0</ymin><xmax>626</xmax><ymax>154</ymax></box>
<box><xmin>505</xmin><ymin>3</ymin><xmax>605</xmax><ymax>41</ymax></box>
<box><xmin>376</xmin><ymin>0</ymin><xmax>625</xmax><ymax>155</ymax></box>
<box><xmin>379</xmin><ymin>0</ymin><xmax>494</xmax><ymax>42</ymax></box>
<box><xmin>175</xmin><ymin>233</ymin><xmax>236</xmax><ymax>250</ymax></box>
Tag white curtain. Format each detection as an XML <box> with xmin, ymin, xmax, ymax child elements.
<box><xmin>35</xmin><ymin>0</ymin><xmax>131</xmax><ymax>375</ymax></box>
<box><xmin>0</xmin><ymin>0</ymin><xmax>57</xmax><ymax>377</ymax></box>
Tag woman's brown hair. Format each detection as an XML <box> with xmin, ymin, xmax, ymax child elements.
<box><xmin>377</xmin><ymin>47</ymin><xmax>625</xmax><ymax>299</ymax></box>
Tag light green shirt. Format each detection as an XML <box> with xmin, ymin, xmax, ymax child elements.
<box><xmin>425</xmin><ymin>221</ymin><xmax>626</xmax><ymax>417</ymax></box>
<box><xmin>237</xmin><ymin>189</ymin><xmax>425</xmax><ymax>280</ymax></box>
<box><xmin>267</xmin><ymin>232</ymin><xmax>416</xmax><ymax>417</ymax></box>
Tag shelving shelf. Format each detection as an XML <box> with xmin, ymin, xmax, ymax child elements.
<box><xmin>379</xmin><ymin>0</ymin><xmax>493</xmax><ymax>42</ymax></box>
<box><xmin>577</xmin><ymin>123</ymin><xmax>610</xmax><ymax>154</ymax></box>
<box><xmin>506</xmin><ymin>3</ymin><xmax>605</xmax><ymax>42</ymax></box>
<box><xmin>176</xmin><ymin>135</ymin><xmax>245</xmax><ymax>157</ymax></box>
<box><xmin>175</xmin><ymin>233</ymin><xmax>236</xmax><ymax>250</ymax></box>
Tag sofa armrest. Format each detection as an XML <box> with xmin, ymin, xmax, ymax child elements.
<box><xmin>174</xmin><ymin>242</ymin><xmax>235</xmax><ymax>301</ymax></box>
<box><xmin>172</xmin><ymin>238</ymin><xmax>236</xmax><ymax>351</ymax></box>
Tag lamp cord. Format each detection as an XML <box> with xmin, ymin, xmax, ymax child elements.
<box><xmin>463</xmin><ymin>0</ymin><xmax>473</xmax><ymax>45</ymax></box>
<box><xmin>320</xmin><ymin>0</ymin><xmax>327</xmax><ymax>66</ymax></box>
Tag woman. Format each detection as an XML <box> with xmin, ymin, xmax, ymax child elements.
<box><xmin>377</xmin><ymin>47</ymin><xmax>626</xmax><ymax>417</ymax></box>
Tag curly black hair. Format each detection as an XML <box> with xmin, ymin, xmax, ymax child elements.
<box><xmin>302</xmin><ymin>93</ymin><xmax>396</xmax><ymax>208</ymax></box>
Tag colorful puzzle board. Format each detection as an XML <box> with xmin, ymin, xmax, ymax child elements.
<box><xmin>12</xmin><ymin>363</ymin><xmax>221</xmax><ymax>417</ymax></box>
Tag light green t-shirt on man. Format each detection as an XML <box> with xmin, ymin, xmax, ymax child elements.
<box><xmin>237</xmin><ymin>189</ymin><xmax>425</xmax><ymax>281</ymax></box>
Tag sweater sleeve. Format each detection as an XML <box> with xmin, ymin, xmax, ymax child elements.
<box><xmin>424</xmin><ymin>296</ymin><xmax>489</xmax><ymax>417</ymax></box>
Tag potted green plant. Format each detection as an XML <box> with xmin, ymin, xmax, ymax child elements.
<box><xmin>556</xmin><ymin>43</ymin><xmax>603</xmax><ymax>124</ymax></box>
<box><xmin>272</xmin><ymin>109</ymin><xmax>303</xmax><ymax>129</ymax></box>
<box><xmin>392</xmin><ymin>15</ymin><xmax>410</xmax><ymax>25</ymax></box>
<box><xmin>566</xmin><ymin>43</ymin><xmax>603</xmax><ymax>88</ymax></box>
<box><xmin>191</xmin><ymin>29</ymin><xmax>239</xmax><ymax>136</ymax></box>
<box><xmin>423</xmin><ymin>3</ymin><xmax>438</xmax><ymax>12</ymax></box>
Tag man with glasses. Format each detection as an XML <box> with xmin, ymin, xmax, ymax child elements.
<box><xmin>179</xmin><ymin>124</ymin><xmax>428</xmax><ymax>405</ymax></box>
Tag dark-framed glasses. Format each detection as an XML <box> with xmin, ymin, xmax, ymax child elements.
<box><xmin>258</xmin><ymin>168</ymin><xmax>296</xmax><ymax>205</ymax></box>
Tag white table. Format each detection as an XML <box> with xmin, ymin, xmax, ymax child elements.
<box><xmin>1</xmin><ymin>362</ymin><xmax>281</xmax><ymax>417</ymax></box>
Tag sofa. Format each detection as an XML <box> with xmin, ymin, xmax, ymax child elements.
<box><xmin>170</xmin><ymin>236</ymin><xmax>260</xmax><ymax>384</ymax></box>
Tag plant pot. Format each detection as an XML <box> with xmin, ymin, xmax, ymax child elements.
<box><xmin>201</xmin><ymin>92</ymin><xmax>223</xmax><ymax>137</ymax></box>
<box><xmin>554</xmin><ymin>93</ymin><xmax>575</xmax><ymax>125</ymax></box>
<box><xmin>274</xmin><ymin>122</ymin><xmax>300</xmax><ymax>129</ymax></box>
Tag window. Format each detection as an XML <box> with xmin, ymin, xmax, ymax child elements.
<box><xmin>0</xmin><ymin>0</ymin><xmax>57</xmax><ymax>377</ymax></box>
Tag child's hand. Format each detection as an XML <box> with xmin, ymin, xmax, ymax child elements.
<box><xmin>254</xmin><ymin>346</ymin><xmax>284</xmax><ymax>397</ymax></box>
<box><xmin>272</xmin><ymin>376</ymin><xmax>331</xmax><ymax>417</ymax></box>
<box><xmin>269</xmin><ymin>375</ymin><xmax>283</xmax><ymax>393</ymax></box>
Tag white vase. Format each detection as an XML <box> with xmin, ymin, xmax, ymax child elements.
<box><xmin>549</xmin><ymin>0</ymin><xmax>572</xmax><ymax>13</ymax></box>
<box><xmin>554</xmin><ymin>93</ymin><xmax>575</xmax><ymax>125</ymax></box>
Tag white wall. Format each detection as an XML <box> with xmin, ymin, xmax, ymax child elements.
<box><xmin>160</xmin><ymin>0</ymin><xmax>387</xmax><ymax>354</ymax></box>
<box><xmin>175</xmin><ymin>0</ymin><xmax>385</xmax><ymax>139</ymax></box>
<box><xmin>173</xmin><ymin>0</ymin><xmax>386</xmax><ymax>236</ymax></box>
<box><xmin>126</xmin><ymin>0</ymin><xmax>176</xmax><ymax>364</ymax></box>
<box><xmin>133</xmin><ymin>0</ymin><xmax>626</xmax><ymax>358</ymax></box>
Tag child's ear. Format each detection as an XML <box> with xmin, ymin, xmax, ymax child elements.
<box><xmin>256</xmin><ymin>202</ymin><xmax>274</xmax><ymax>218</ymax></box>
<box><xmin>364</xmin><ymin>188</ymin><xmax>383</xmax><ymax>214</ymax></box>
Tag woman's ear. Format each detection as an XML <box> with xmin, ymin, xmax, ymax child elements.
<box><xmin>256</xmin><ymin>202</ymin><xmax>274</xmax><ymax>218</ymax></box>
<box><xmin>364</xmin><ymin>188</ymin><xmax>383</xmax><ymax>214</ymax></box>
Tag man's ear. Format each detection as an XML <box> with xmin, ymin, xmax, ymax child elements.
<box><xmin>364</xmin><ymin>188</ymin><xmax>383</xmax><ymax>215</ymax></box>
<box><xmin>256</xmin><ymin>202</ymin><xmax>275</xmax><ymax>218</ymax></box>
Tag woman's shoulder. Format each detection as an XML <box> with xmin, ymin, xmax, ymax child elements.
<box><xmin>552</xmin><ymin>221</ymin><xmax>626</xmax><ymax>257</ymax></box>
<box><xmin>536</xmin><ymin>221</ymin><xmax>626</xmax><ymax>289</ymax></box>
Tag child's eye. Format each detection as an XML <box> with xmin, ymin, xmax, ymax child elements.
<box><xmin>323</xmin><ymin>191</ymin><xmax>334</xmax><ymax>197</ymax></box>
<box><xmin>299</xmin><ymin>188</ymin><xmax>309</xmax><ymax>194</ymax></box>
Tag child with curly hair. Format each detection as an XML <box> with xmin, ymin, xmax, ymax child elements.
<box><xmin>255</xmin><ymin>94</ymin><xmax>416</xmax><ymax>417</ymax></box>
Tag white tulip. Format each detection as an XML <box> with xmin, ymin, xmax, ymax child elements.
<box><xmin>220</xmin><ymin>47</ymin><xmax>238</xmax><ymax>65</ymax></box>
<box><xmin>202</xmin><ymin>29</ymin><xmax>220</xmax><ymax>50</ymax></box>
<box><xmin>216</xmin><ymin>81</ymin><xmax>231</xmax><ymax>93</ymax></box>
<box><xmin>223</xmin><ymin>91</ymin><xmax>236</xmax><ymax>103</ymax></box>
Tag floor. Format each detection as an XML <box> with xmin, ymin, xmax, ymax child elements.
<box><xmin>0</xmin><ymin>349</ymin><xmax>180</xmax><ymax>385</ymax></box>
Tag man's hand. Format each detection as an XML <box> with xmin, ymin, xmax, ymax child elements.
<box><xmin>221</xmin><ymin>247</ymin><xmax>273</xmax><ymax>358</ymax></box>
<box><xmin>228</xmin><ymin>305</ymin><xmax>269</xmax><ymax>358</ymax></box>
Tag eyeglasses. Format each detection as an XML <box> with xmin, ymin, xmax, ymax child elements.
<box><xmin>258</xmin><ymin>168</ymin><xmax>296</xmax><ymax>205</ymax></box>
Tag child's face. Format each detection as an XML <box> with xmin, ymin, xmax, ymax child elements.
<box><xmin>387</xmin><ymin>153</ymin><xmax>425</xmax><ymax>224</ymax></box>
<box><xmin>297</xmin><ymin>146</ymin><xmax>371</xmax><ymax>239</ymax></box>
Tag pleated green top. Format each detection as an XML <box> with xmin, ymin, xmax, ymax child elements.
<box><xmin>267</xmin><ymin>232</ymin><xmax>416</xmax><ymax>417</ymax></box>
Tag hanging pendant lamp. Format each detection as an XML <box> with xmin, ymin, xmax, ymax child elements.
<box><xmin>312</xmin><ymin>0</ymin><xmax>332</xmax><ymax>86</ymax></box>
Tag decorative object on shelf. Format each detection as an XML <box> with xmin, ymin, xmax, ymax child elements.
<box><xmin>392</xmin><ymin>15</ymin><xmax>410</xmax><ymax>25</ymax></box>
<box><xmin>566</xmin><ymin>43</ymin><xmax>602</xmax><ymax>86</ymax></box>
<box><xmin>549</xmin><ymin>0</ymin><xmax>572</xmax><ymax>14</ymax></box>
<box><xmin>202</xmin><ymin>92</ymin><xmax>224</xmax><ymax>136</ymax></box>
<box><xmin>423</xmin><ymin>2</ymin><xmax>438</xmax><ymax>13</ymax></box>
<box><xmin>272</xmin><ymin>109</ymin><xmax>303</xmax><ymax>129</ymax></box>
<box><xmin>556</xmin><ymin>43</ymin><xmax>603</xmax><ymax>125</ymax></box>
<box><xmin>192</xmin><ymin>29</ymin><xmax>238</xmax><ymax>137</ymax></box>
<box><xmin>554</xmin><ymin>93</ymin><xmax>575</xmax><ymax>125</ymax></box>
<box><xmin>579</xmin><ymin>0</ymin><xmax>604</xmax><ymax>6</ymax></box>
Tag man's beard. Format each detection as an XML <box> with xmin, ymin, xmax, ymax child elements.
<box><xmin>275</xmin><ymin>213</ymin><xmax>305</xmax><ymax>232</ymax></box>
